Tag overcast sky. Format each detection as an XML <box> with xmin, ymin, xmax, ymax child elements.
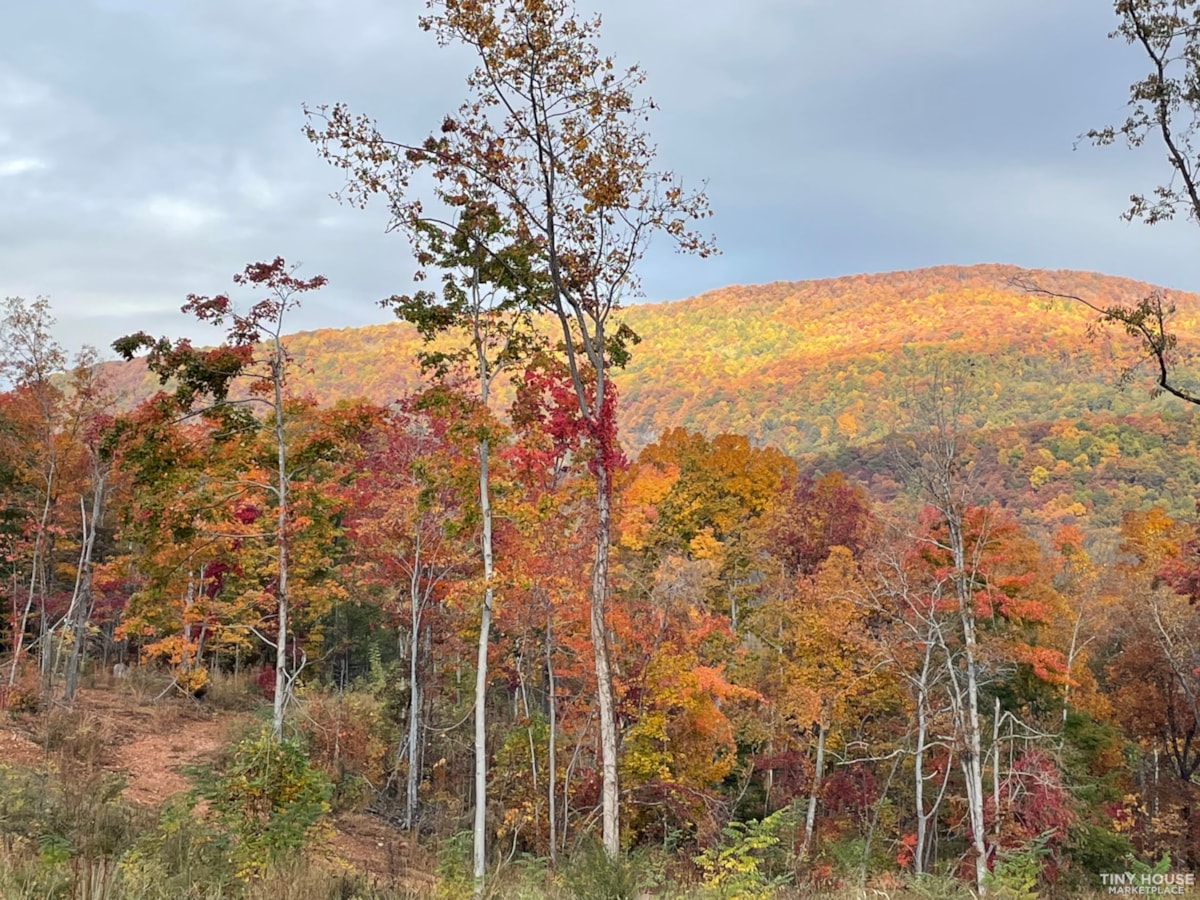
<box><xmin>1</xmin><ymin>0</ymin><xmax>1195</xmax><ymax>355</ymax></box>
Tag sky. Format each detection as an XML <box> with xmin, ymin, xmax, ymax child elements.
<box><xmin>1</xmin><ymin>0</ymin><xmax>1196</xmax><ymax>355</ymax></box>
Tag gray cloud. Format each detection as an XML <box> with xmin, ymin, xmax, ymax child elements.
<box><xmin>0</xmin><ymin>0</ymin><xmax>1191</xmax><ymax>355</ymax></box>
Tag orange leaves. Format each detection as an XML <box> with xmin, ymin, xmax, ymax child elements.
<box><xmin>1118</xmin><ymin>506</ymin><xmax>1193</xmax><ymax>577</ymax></box>
<box><xmin>620</xmin><ymin>428</ymin><xmax>793</xmax><ymax>552</ymax></box>
<box><xmin>617</xmin><ymin>459</ymin><xmax>677</xmax><ymax>550</ymax></box>
<box><xmin>1012</xmin><ymin>644</ymin><xmax>1072</xmax><ymax>686</ymax></box>
<box><xmin>624</xmin><ymin>646</ymin><xmax>756</xmax><ymax>791</ymax></box>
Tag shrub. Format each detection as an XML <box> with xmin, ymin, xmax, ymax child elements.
<box><xmin>560</xmin><ymin>838</ymin><xmax>643</xmax><ymax>900</ymax></box>
<box><xmin>693</xmin><ymin>808</ymin><xmax>792</xmax><ymax>900</ymax></box>
<box><xmin>297</xmin><ymin>687</ymin><xmax>390</xmax><ymax>812</ymax></box>
<box><xmin>200</xmin><ymin>728</ymin><xmax>332</xmax><ymax>878</ymax></box>
<box><xmin>116</xmin><ymin>796</ymin><xmax>235</xmax><ymax>897</ymax></box>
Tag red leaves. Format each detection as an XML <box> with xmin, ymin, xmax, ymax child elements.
<box><xmin>987</xmin><ymin>750</ymin><xmax>1074</xmax><ymax>879</ymax></box>
<box><xmin>510</xmin><ymin>353</ymin><xmax>625</xmax><ymax>484</ymax></box>
<box><xmin>767</xmin><ymin>471</ymin><xmax>874</xmax><ymax>577</ymax></box>
<box><xmin>233</xmin><ymin>504</ymin><xmax>261</xmax><ymax>525</ymax></box>
<box><xmin>180</xmin><ymin>292</ymin><xmax>232</xmax><ymax>323</ymax></box>
<box><xmin>115</xmin><ymin>257</ymin><xmax>326</xmax><ymax>412</ymax></box>
<box><xmin>234</xmin><ymin>256</ymin><xmax>328</xmax><ymax>295</ymax></box>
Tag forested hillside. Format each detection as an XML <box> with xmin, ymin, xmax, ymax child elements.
<box><xmin>96</xmin><ymin>263</ymin><xmax>1200</xmax><ymax>541</ymax></box>
<box><xmin>103</xmin><ymin>264</ymin><xmax>1188</xmax><ymax>450</ymax></box>
<box><xmin>618</xmin><ymin>265</ymin><xmax>1187</xmax><ymax>451</ymax></box>
<box><xmin>6</xmin><ymin>0</ymin><xmax>1200</xmax><ymax>892</ymax></box>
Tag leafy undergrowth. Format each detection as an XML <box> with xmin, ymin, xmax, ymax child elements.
<box><xmin>0</xmin><ymin>674</ymin><xmax>1115</xmax><ymax>899</ymax></box>
<box><xmin>0</xmin><ymin>670</ymin><xmax>437</xmax><ymax>898</ymax></box>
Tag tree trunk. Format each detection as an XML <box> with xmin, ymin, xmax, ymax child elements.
<box><xmin>9</xmin><ymin>461</ymin><xmax>55</xmax><ymax>688</ymax></box>
<box><xmin>473</xmin><ymin>436</ymin><xmax>494</xmax><ymax>893</ymax></box>
<box><xmin>272</xmin><ymin>352</ymin><xmax>289</xmax><ymax>738</ymax></box>
<box><xmin>951</xmin><ymin>517</ymin><xmax>989</xmax><ymax>897</ymax></box>
<box><xmin>802</xmin><ymin>716</ymin><xmax>828</xmax><ymax>858</ymax></box>
<box><xmin>914</xmin><ymin>643</ymin><xmax>932</xmax><ymax>875</ymax></box>
<box><xmin>591</xmin><ymin>462</ymin><xmax>620</xmax><ymax>857</ymax></box>
<box><xmin>546</xmin><ymin>611</ymin><xmax>557</xmax><ymax>864</ymax></box>
<box><xmin>404</xmin><ymin>550</ymin><xmax>423</xmax><ymax>832</ymax></box>
<box><xmin>65</xmin><ymin>477</ymin><xmax>105</xmax><ymax>703</ymax></box>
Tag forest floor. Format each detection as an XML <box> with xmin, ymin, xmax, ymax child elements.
<box><xmin>1</xmin><ymin>675</ymin><xmax>1101</xmax><ymax>899</ymax></box>
<box><xmin>0</xmin><ymin>674</ymin><xmax>436</xmax><ymax>893</ymax></box>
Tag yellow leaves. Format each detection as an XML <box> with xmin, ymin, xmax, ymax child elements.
<box><xmin>617</xmin><ymin>459</ymin><xmax>677</xmax><ymax>550</ymax></box>
<box><xmin>624</xmin><ymin>646</ymin><xmax>758</xmax><ymax>792</ymax></box>
<box><xmin>622</xmin><ymin>709</ymin><xmax>672</xmax><ymax>783</ymax></box>
<box><xmin>140</xmin><ymin>633</ymin><xmax>202</xmax><ymax>668</ymax></box>
<box><xmin>622</xmin><ymin>428</ymin><xmax>794</xmax><ymax>551</ymax></box>
<box><xmin>173</xmin><ymin>666</ymin><xmax>209</xmax><ymax>695</ymax></box>
<box><xmin>748</xmin><ymin>547</ymin><xmax>881</xmax><ymax>732</ymax></box>
<box><xmin>835</xmin><ymin>409</ymin><xmax>859</xmax><ymax>441</ymax></box>
<box><xmin>688</xmin><ymin>528</ymin><xmax>723</xmax><ymax>561</ymax></box>
<box><xmin>1029</xmin><ymin>464</ymin><xmax>1051</xmax><ymax>490</ymax></box>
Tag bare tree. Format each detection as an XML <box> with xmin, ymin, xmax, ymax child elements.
<box><xmin>862</xmin><ymin>542</ymin><xmax>956</xmax><ymax>876</ymax></box>
<box><xmin>62</xmin><ymin>349</ymin><xmax>115</xmax><ymax>703</ymax></box>
<box><xmin>894</xmin><ymin>364</ymin><xmax>992</xmax><ymax>896</ymax></box>
<box><xmin>2</xmin><ymin>297</ymin><xmax>66</xmax><ymax>691</ymax></box>
<box><xmin>1015</xmin><ymin>0</ymin><xmax>1200</xmax><ymax>406</ymax></box>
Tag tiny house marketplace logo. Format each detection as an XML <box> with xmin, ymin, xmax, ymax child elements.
<box><xmin>1100</xmin><ymin>871</ymin><xmax>1195</xmax><ymax>894</ymax></box>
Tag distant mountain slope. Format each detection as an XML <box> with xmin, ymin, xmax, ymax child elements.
<box><xmin>97</xmin><ymin>263</ymin><xmax>1200</xmax><ymax>538</ymax></box>
<box><xmin>616</xmin><ymin>264</ymin><xmax>1198</xmax><ymax>452</ymax></box>
<box><xmin>103</xmin><ymin>263</ymin><xmax>1198</xmax><ymax>450</ymax></box>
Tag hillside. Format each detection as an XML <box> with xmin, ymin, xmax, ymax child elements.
<box><xmin>99</xmin><ymin>263</ymin><xmax>1200</xmax><ymax>535</ymax></box>
<box><xmin>618</xmin><ymin>264</ymin><xmax>1195</xmax><ymax>451</ymax></box>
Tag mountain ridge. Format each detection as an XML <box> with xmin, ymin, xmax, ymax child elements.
<box><xmin>97</xmin><ymin>262</ymin><xmax>1200</xmax><ymax>452</ymax></box>
<box><xmin>91</xmin><ymin>262</ymin><xmax>1200</xmax><ymax>541</ymax></box>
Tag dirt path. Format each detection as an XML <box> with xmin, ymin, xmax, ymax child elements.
<box><xmin>0</xmin><ymin>685</ymin><xmax>237</xmax><ymax>806</ymax></box>
<box><xmin>114</xmin><ymin>714</ymin><xmax>227</xmax><ymax>806</ymax></box>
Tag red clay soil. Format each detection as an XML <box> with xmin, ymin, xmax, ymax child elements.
<box><xmin>0</xmin><ymin>683</ymin><xmax>432</xmax><ymax>888</ymax></box>
<box><xmin>1</xmin><ymin>727</ymin><xmax>44</xmax><ymax>768</ymax></box>
<box><xmin>0</xmin><ymin>684</ymin><xmax>238</xmax><ymax>805</ymax></box>
<box><xmin>116</xmin><ymin>713</ymin><xmax>227</xmax><ymax>806</ymax></box>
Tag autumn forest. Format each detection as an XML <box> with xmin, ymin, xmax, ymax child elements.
<box><xmin>5</xmin><ymin>1</ymin><xmax>1200</xmax><ymax>899</ymax></box>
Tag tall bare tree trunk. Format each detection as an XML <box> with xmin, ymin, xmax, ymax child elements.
<box><xmin>802</xmin><ymin>713</ymin><xmax>828</xmax><ymax>859</ymax></box>
<box><xmin>546</xmin><ymin>612</ymin><xmax>557</xmax><ymax>864</ymax></box>
<box><xmin>271</xmin><ymin>349</ymin><xmax>289</xmax><ymax>738</ymax></box>
<box><xmin>65</xmin><ymin>476</ymin><xmax>105</xmax><ymax>703</ymax></box>
<box><xmin>949</xmin><ymin>514</ymin><xmax>988</xmax><ymax>897</ymax></box>
<box><xmin>8</xmin><ymin>462</ymin><xmax>54</xmax><ymax>689</ymax></box>
<box><xmin>473</xmin><ymin>434</ymin><xmax>494</xmax><ymax>893</ymax></box>
<box><xmin>591</xmin><ymin>463</ymin><xmax>619</xmax><ymax>857</ymax></box>
<box><xmin>404</xmin><ymin>544</ymin><xmax>424</xmax><ymax>832</ymax></box>
<box><xmin>913</xmin><ymin>640</ymin><xmax>940</xmax><ymax>875</ymax></box>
